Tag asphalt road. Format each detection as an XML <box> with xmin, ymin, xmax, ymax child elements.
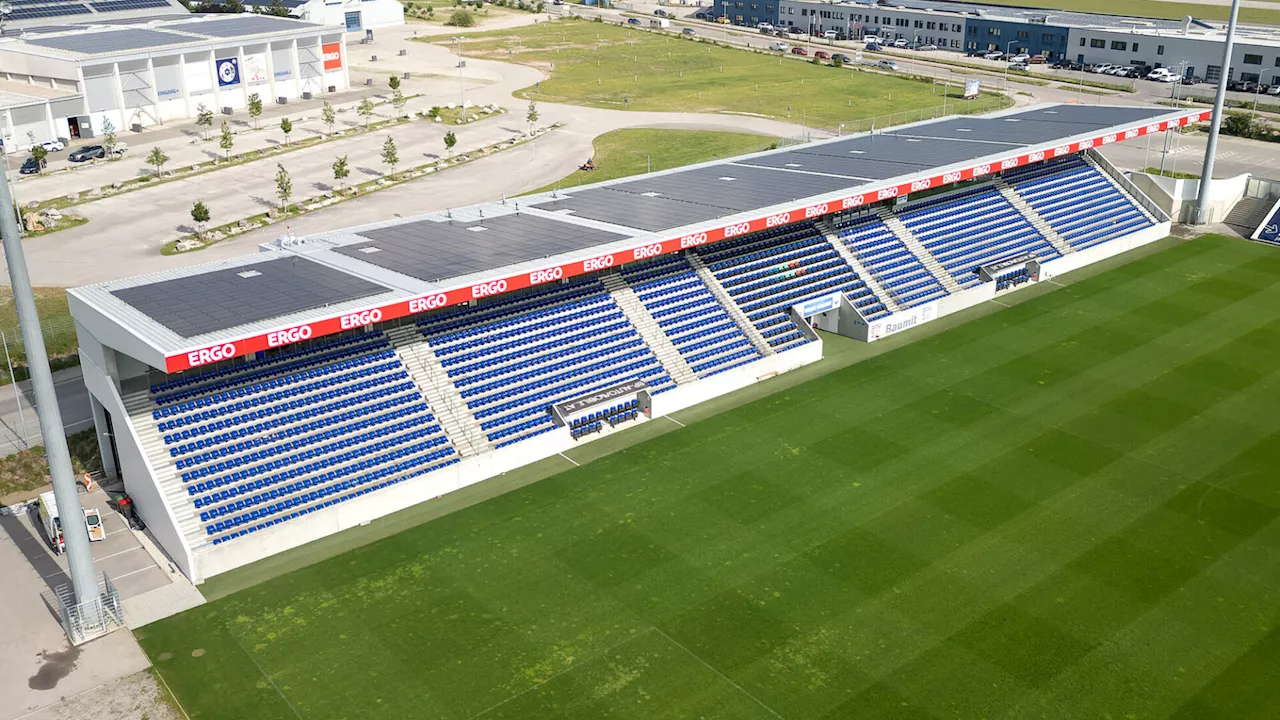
<box><xmin>0</xmin><ymin>367</ymin><xmax>93</xmax><ymax>458</ymax></box>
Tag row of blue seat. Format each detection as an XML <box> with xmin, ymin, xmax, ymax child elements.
<box><xmin>151</xmin><ymin>331</ymin><xmax>383</xmax><ymax>396</ymax></box>
<box><xmin>445</xmin><ymin>316</ymin><xmax>628</xmax><ymax>379</ymax></box>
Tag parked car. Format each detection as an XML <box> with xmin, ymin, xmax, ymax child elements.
<box><xmin>110</xmin><ymin>141</ymin><xmax>128</xmax><ymax>156</ymax></box>
<box><xmin>38</xmin><ymin>139</ymin><xmax>64</xmax><ymax>152</ymax></box>
<box><xmin>715</xmin><ymin>16</ymin><xmax>730</xmax><ymax>23</ymax></box>
<box><xmin>757</xmin><ymin>22</ymin><xmax>773</xmax><ymax>32</ymax></box>
<box><xmin>68</xmin><ymin>145</ymin><xmax>105</xmax><ymax>162</ymax></box>
<box><xmin>682</xmin><ymin>27</ymin><xmax>696</xmax><ymax>35</ymax></box>
<box><xmin>966</xmin><ymin>49</ymin><xmax>986</xmax><ymax>57</ymax></box>
<box><xmin>814</xmin><ymin>50</ymin><xmax>831</xmax><ymax>59</ymax></box>
<box><xmin>1009</xmin><ymin>61</ymin><xmax>1030</xmax><ymax>72</ymax></box>
<box><xmin>84</xmin><ymin>508</ymin><xmax>105</xmax><ymax>542</ymax></box>
<box><xmin>1008</xmin><ymin>53</ymin><xmax>1031</xmax><ymax>63</ymax></box>
<box><xmin>983</xmin><ymin>50</ymin><xmax>1004</xmax><ymax>60</ymax></box>
<box><xmin>914</xmin><ymin>43</ymin><xmax>937</xmax><ymax>51</ymax></box>
<box><xmin>878</xmin><ymin>59</ymin><xmax>899</xmax><ymax>71</ymax></box>
<box><xmin>1028</xmin><ymin>55</ymin><xmax>1046</xmax><ymax>64</ymax></box>
<box><xmin>892</xmin><ymin>38</ymin><xmax>909</xmax><ymax>48</ymax></box>
<box><xmin>791</xmin><ymin>46</ymin><xmax>808</xmax><ymax>56</ymax></box>
<box><xmin>1089</xmin><ymin>63</ymin><xmax>1113</xmax><ymax>74</ymax></box>
<box><xmin>694</xmin><ymin>12</ymin><xmax>707</xmax><ymax>18</ymax></box>
<box><xmin>770</xmin><ymin>41</ymin><xmax>791</xmax><ymax>52</ymax></box>
<box><xmin>1181</xmin><ymin>75</ymin><xmax>1202</xmax><ymax>85</ymax></box>
<box><xmin>1146</xmin><ymin>68</ymin><xmax>1177</xmax><ymax>82</ymax></box>
<box><xmin>19</xmin><ymin>156</ymin><xmax>43</xmax><ymax>175</ymax></box>
<box><xmin>865</xmin><ymin>42</ymin><xmax>883</xmax><ymax>51</ymax></box>
<box><xmin>1267</xmin><ymin>85</ymin><xmax>1280</xmax><ymax>95</ymax></box>
<box><xmin>653</xmin><ymin>8</ymin><xmax>666</xmax><ymax>15</ymax></box>
<box><xmin>833</xmin><ymin>53</ymin><xmax>853</xmax><ymax>63</ymax></box>
<box><xmin>627</xmin><ymin>17</ymin><xmax>641</xmax><ymax>24</ymax></box>
<box><xmin>822</xmin><ymin>30</ymin><xmax>838</xmax><ymax>40</ymax></box>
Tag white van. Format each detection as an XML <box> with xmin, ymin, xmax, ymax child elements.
<box><xmin>37</xmin><ymin>491</ymin><xmax>63</xmax><ymax>554</ymax></box>
<box><xmin>771</xmin><ymin>40</ymin><xmax>791</xmax><ymax>52</ymax></box>
<box><xmin>1146</xmin><ymin>67</ymin><xmax>1177</xmax><ymax>82</ymax></box>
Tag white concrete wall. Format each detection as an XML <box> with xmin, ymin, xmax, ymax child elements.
<box><xmin>1066</xmin><ymin>27</ymin><xmax>1280</xmax><ymax>84</ymax></box>
<box><xmin>1129</xmin><ymin>172</ymin><xmax>1250</xmax><ymax>224</ymax></box>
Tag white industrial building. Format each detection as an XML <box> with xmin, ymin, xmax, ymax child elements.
<box><xmin>1067</xmin><ymin>24</ymin><xmax>1280</xmax><ymax>85</ymax></box>
<box><xmin>274</xmin><ymin>0</ymin><xmax>405</xmax><ymax>33</ymax></box>
<box><xmin>0</xmin><ymin>13</ymin><xmax>348</xmax><ymax>151</ymax></box>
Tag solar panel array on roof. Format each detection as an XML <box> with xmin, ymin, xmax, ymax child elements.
<box><xmin>534</xmin><ymin>190</ymin><xmax>733</xmax><ymax>232</ymax></box>
<box><xmin>733</xmin><ymin>133</ymin><xmax>1011</xmax><ymax>179</ymax></box>
<box><xmin>110</xmin><ymin>257</ymin><xmax>390</xmax><ymax>338</ymax></box>
<box><xmin>26</xmin><ymin>27</ymin><xmax>189</xmax><ymax>53</ymax></box>
<box><xmin>88</xmin><ymin>0</ymin><xmax>171</xmax><ymax>12</ymax></box>
<box><xmin>7</xmin><ymin>2</ymin><xmax>91</xmax><ymax>19</ymax></box>
<box><xmin>337</xmin><ymin>213</ymin><xmax>631</xmax><ymax>282</ymax></box>
<box><xmin>168</xmin><ymin>15</ymin><xmax>319</xmax><ymax>37</ymax></box>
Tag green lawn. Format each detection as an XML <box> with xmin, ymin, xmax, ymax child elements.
<box><xmin>0</xmin><ymin>287</ymin><xmax>79</xmax><ymax>385</ymax></box>
<box><xmin>432</xmin><ymin>19</ymin><xmax>1010</xmax><ymax>130</ymax></box>
<box><xmin>969</xmin><ymin>0</ymin><xmax>1280</xmax><ymax>25</ymax></box>
<box><xmin>137</xmin><ymin>234</ymin><xmax>1280</xmax><ymax>719</ymax></box>
<box><xmin>529</xmin><ymin>128</ymin><xmax>778</xmax><ymax>194</ymax></box>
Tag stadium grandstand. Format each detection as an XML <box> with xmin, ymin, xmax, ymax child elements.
<box><xmin>67</xmin><ymin>103</ymin><xmax>1204</xmax><ymax>582</ymax></box>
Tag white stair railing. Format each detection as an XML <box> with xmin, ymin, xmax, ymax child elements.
<box><xmin>818</xmin><ymin>218</ymin><xmax>901</xmax><ymax>312</ymax></box>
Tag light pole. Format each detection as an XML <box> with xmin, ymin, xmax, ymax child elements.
<box><xmin>1194</xmin><ymin>0</ymin><xmax>1241</xmax><ymax>224</ymax></box>
<box><xmin>631</xmin><ymin>151</ymin><xmax>651</xmax><ymax>174</ymax></box>
<box><xmin>1004</xmin><ymin>40</ymin><xmax>1016</xmax><ymax>91</ymax></box>
<box><xmin>453</xmin><ymin>36</ymin><xmax>465</xmax><ymax>107</ymax></box>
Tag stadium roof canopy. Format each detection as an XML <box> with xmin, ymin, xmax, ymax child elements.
<box><xmin>69</xmin><ymin>103</ymin><xmax>1209</xmax><ymax>374</ymax></box>
<box><xmin>2</xmin><ymin>14</ymin><xmax>328</xmax><ymax>59</ymax></box>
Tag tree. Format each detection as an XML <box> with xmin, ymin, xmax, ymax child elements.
<box><xmin>357</xmin><ymin>97</ymin><xmax>375</xmax><ymax>128</ymax></box>
<box><xmin>389</xmin><ymin>74</ymin><xmax>401</xmax><ymax>91</ymax></box>
<box><xmin>332</xmin><ymin>155</ymin><xmax>350</xmax><ymax>192</ymax></box>
<box><xmin>196</xmin><ymin>104</ymin><xmax>214</xmax><ymax>141</ymax></box>
<box><xmin>30</xmin><ymin>144</ymin><xmax>48</xmax><ymax>174</ymax></box>
<box><xmin>428</xmin><ymin>106</ymin><xmax>441</xmax><ymax>119</ymax></box>
<box><xmin>446</xmin><ymin>9</ymin><xmax>475</xmax><ymax>26</ymax></box>
<box><xmin>247</xmin><ymin>93</ymin><xmax>263</xmax><ymax>130</ymax></box>
<box><xmin>444</xmin><ymin>130</ymin><xmax>457</xmax><ymax>158</ymax></box>
<box><xmin>526</xmin><ymin>100</ymin><xmax>538</xmax><ymax>136</ymax></box>
<box><xmin>258</xmin><ymin>0</ymin><xmax>289</xmax><ymax>15</ymax></box>
<box><xmin>274</xmin><ymin>163</ymin><xmax>292</xmax><ymax>210</ymax></box>
<box><xmin>146</xmin><ymin>146</ymin><xmax>169</xmax><ymax>177</ymax></box>
<box><xmin>321</xmin><ymin>100</ymin><xmax>336</xmax><ymax>136</ymax></box>
<box><xmin>391</xmin><ymin>89</ymin><xmax>408</xmax><ymax>118</ymax></box>
<box><xmin>219</xmin><ymin>120</ymin><xmax>234</xmax><ymax>160</ymax></box>
<box><xmin>101</xmin><ymin>118</ymin><xmax>118</xmax><ymax>158</ymax></box>
<box><xmin>381</xmin><ymin>136</ymin><xmax>399</xmax><ymax>179</ymax></box>
<box><xmin>1223</xmin><ymin>112</ymin><xmax>1258</xmax><ymax>138</ymax></box>
<box><xmin>832</xmin><ymin>54</ymin><xmax>844</xmax><ymax>68</ymax></box>
<box><xmin>190</xmin><ymin>199</ymin><xmax>210</xmax><ymax>239</ymax></box>
<box><xmin>280</xmin><ymin>117</ymin><xmax>293</xmax><ymax>146</ymax></box>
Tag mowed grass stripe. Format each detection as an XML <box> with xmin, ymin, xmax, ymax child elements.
<box><xmin>136</xmin><ymin>235</ymin><xmax>1280</xmax><ymax>719</ymax></box>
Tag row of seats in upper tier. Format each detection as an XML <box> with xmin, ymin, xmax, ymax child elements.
<box><xmin>1004</xmin><ymin>156</ymin><xmax>1154</xmax><ymax>251</ymax></box>
<box><xmin>834</xmin><ymin>214</ymin><xmax>949</xmax><ymax>311</ymax></box>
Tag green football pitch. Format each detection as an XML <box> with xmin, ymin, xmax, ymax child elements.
<box><xmin>137</xmin><ymin>234</ymin><xmax>1280</xmax><ymax>719</ymax></box>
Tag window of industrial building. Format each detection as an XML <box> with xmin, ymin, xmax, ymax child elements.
<box><xmin>1206</xmin><ymin>65</ymin><xmax>1222</xmax><ymax>82</ymax></box>
<box><xmin>1091</xmin><ymin>39</ymin><xmax>1105</xmax><ymax>48</ymax></box>
<box><xmin>1157</xmin><ymin>45</ymin><xmax>1164</xmax><ymax>55</ymax></box>
<box><xmin>954</xmin><ymin>24</ymin><xmax>962</xmax><ymax>31</ymax></box>
<box><xmin>1242</xmin><ymin>72</ymin><xmax>1261</xmax><ymax>83</ymax></box>
<box><xmin>1042</xmin><ymin>33</ymin><xmax>1054</xmax><ymax>42</ymax></box>
<box><xmin>1111</xmin><ymin>41</ymin><xmax>1127</xmax><ymax>51</ymax></box>
<box><xmin>989</xmin><ymin>27</ymin><xmax>1000</xmax><ymax>36</ymax></box>
<box><xmin>1274</xmin><ymin>75</ymin><xmax>1280</xmax><ymax>85</ymax></box>
<box><xmin>1244</xmin><ymin>54</ymin><xmax>1263</xmax><ymax>65</ymax></box>
<box><xmin>1080</xmin><ymin>38</ymin><xmax>1086</xmax><ymax>46</ymax></box>
<box><xmin>1018</xmin><ymin>31</ymin><xmax>1028</xmax><ymax>39</ymax></box>
<box><xmin>969</xmin><ymin>26</ymin><xmax>977</xmax><ymax>34</ymax></box>
<box><xmin>1132</xmin><ymin>43</ymin><xmax>1138</xmax><ymax>51</ymax></box>
<box><xmin>914</xmin><ymin>20</ymin><xmax>922</xmax><ymax>28</ymax></box>
<box><xmin>927</xmin><ymin>21</ymin><xmax>936</xmax><ymax>29</ymax></box>
<box><xmin>952</xmin><ymin>39</ymin><xmax>961</xmax><ymax>48</ymax></box>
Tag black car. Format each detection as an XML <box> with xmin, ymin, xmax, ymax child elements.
<box><xmin>19</xmin><ymin>156</ymin><xmax>44</xmax><ymax>174</ymax></box>
<box><xmin>68</xmin><ymin>145</ymin><xmax>106</xmax><ymax>162</ymax></box>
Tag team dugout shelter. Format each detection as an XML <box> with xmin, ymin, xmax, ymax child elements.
<box><xmin>68</xmin><ymin>104</ymin><xmax>1203</xmax><ymax>580</ymax></box>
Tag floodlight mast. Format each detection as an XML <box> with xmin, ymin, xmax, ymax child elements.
<box><xmin>0</xmin><ymin>148</ymin><xmax>98</xmax><ymax>604</ymax></box>
<box><xmin>1193</xmin><ymin>0</ymin><xmax>1241</xmax><ymax>225</ymax></box>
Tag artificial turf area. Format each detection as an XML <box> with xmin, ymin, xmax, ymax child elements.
<box><xmin>136</xmin><ymin>234</ymin><xmax>1280</xmax><ymax>719</ymax></box>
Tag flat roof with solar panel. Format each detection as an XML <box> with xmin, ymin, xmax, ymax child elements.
<box><xmin>69</xmin><ymin>103</ymin><xmax>1207</xmax><ymax>373</ymax></box>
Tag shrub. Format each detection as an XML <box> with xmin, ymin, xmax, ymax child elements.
<box><xmin>446</xmin><ymin>8</ymin><xmax>475</xmax><ymax>25</ymax></box>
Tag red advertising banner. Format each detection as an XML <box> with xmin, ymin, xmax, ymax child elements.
<box><xmin>163</xmin><ymin>110</ymin><xmax>1209</xmax><ymax>373</ymax></box>
<box><xmin>322</xmin><ymin>43</ymin><xmax>343</xmax><ymax>71</ymax></box>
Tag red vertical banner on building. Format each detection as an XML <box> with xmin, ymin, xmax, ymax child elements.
<box><xmin>322</xmin><ymin>43</ymin><xmax>343</xmax><ymax>71</ymax></box>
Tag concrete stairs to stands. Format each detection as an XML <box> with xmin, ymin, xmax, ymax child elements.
<box><xmin>1223</xmin><ymin>196</ymin><xmax>1276</xmax><ymax>237</ymax></box>
<box><xmin>994</xmin><ymin>178</ymin><xmax>1075</xmax><ymax>255</ymax></box>
<box><xmin>1083</xmin><ymin>153</ymin><xmax>1159</xmax><ymax>223</ymax></box>
<box><xmin>818</xmin><ymin>219</ymin><xmax>901</xmax><ymax>314</ymax></box>
<box><xmin>685</xmin><ymin>252</ymin><xmax>774</xmax><ymax>356</ymax></box>
<box><xmin>876</xmin><ymin>208</ymin><xmax>962</xmax><ymax>294</ymax></box>
<box><xmin>121</xmin><ymin>389</ymin><xmax>209</xmax><ymax>549</ymax></box>
<box><xmin>387</xmin><ymin>325</ymin><xmax>491</xmax><ymax>457</ymax></box>
<box><xmin>600</xmin><ymin>274</ymin><xmax>698</xmax><ymax>385</ymax></box>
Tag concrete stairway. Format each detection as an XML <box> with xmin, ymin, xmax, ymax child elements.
<box><xmin>995</xmin><ymin>178</ymin><xmax>1075</xmax><ymax>255</ymax></box>
<box><xmin>685</xmin><ymin>253</ymin><xmax>774</xmax><ymax>356</ymax></box>
<box><xmin>387</xmin><ymin>325</ymin><xmax>491</xmax><ymax>457</ymax></box>
<box><xmin>599</xmin><ymin>274</ymin><xmax>698</xmax><ymax>385</ymax></box>
<box><xmin>121</xmin><ymin>389</ymin><xmax>208</xmax><ymax>548</ymax></box>
<box><xmin>877</xmin><ymin>208</ymin><xmax>961</xmax><ymax>294</ymax></box>
<box><xmin>1224</xmin><ymin>196</ymin><xmax>1277</xmax><ymax>236</ymax></box>
<box><xmin>1082</xmin><ymin>153</ymin><xmax>1159</xmax><ymax>223</ymax></box>
<box><xmin>818</xmin><ymin>219</ymin><xmax>901</xmax><ymax>313</ymax></box>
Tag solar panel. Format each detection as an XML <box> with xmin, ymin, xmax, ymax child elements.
<box><xmin>336</xmin><ymin>213</ymin><xmax>632</xmax><ymax>282</ymax></box>
<box><xmin>167</xmin><ymin>15</ymin><xmax>319</xmax><ymax>38</ymax></box>
<box><xmin>110</xmin><ymin>257</ymin><xmax>391</xmax><ymax>338</ymax></box>
<box><xmin>25</xmin><ymin>27</ymin><xmax>188</xmax><ymax>53</ymax></box>
<box><xmin>7</xmin><ymin>3</ymin><xmax>92</xmax><ymax>18</ymax></box>
<box><xmin>89</xmin><ymin>0</ymin><xmax>172</xmax><ymax>11</ymax></box>
<box><xmin>605</xmin><ymin>165</ymin><xmax>856</xmax><ymax>214</ymax></box>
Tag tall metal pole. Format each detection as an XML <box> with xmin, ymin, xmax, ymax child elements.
<box><xmin>1193</xmin><ymin>0</ymin><xmax>1241</xmax><ymax>225</ymax></box>
<box><xmin>0</xmin><ymin>150</ymin><xmax>97</xmax><ymax>604</ymax></box>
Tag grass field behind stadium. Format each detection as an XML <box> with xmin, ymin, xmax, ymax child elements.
<box><xmin>137</xmin><ymin>234</ymin><xmax>1280</xmax><ymax>719</ymax></box>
